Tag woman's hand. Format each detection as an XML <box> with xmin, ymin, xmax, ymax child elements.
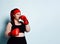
<box><xmin>19</xmin><ymin>15</ymin><xmax>29</xmax><ymax>25</ymax></box>
<box><xmin>8</xmin><ymin>28</ymin><xmax>20</xmax><ymax>36</ymax></box>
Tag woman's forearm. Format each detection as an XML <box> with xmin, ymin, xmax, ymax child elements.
<box><xmin>25</xmin><ymin>24</ymin><xmax>30</xmax><ymax>32</ymax></box>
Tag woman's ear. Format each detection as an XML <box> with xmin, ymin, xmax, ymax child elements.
<box><xmin>13</xmin><ymin>15</ymin><xmax>15</xmax><ymax>17</ymax></box>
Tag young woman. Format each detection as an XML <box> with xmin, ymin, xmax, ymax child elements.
<box><xmin>5</xmin><ymin>8</ymin><xmax>30</xmax><ymax>44</ymax></box>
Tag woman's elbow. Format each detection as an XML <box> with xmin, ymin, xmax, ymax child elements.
<box><xmin>5</xmin><ymin>32</ymin><xmax>10</xmax><ymax>38</ymax></box>
<box><xmin>26</xmin><ymin>28</ymin><xmax>30</xmax><ymax>32</ymax></box>
<box><xmin>5</xmin><ymin>32</ymin><xmax>7</xmax><ymax>37</ymax></box>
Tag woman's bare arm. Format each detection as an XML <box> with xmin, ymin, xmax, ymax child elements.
<box><xmin>25</xmin><ymin>24</ymin><xmax>30</xmax><ymax>32</ymax></box>
<box><xmin>5</xmin><ymin>22</ymin><xmax>12</xmax><ymax>37</ymax></box>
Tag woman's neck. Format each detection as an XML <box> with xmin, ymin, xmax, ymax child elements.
<box><xmin>14</xmin><ymin>19</ymin><xmax>19</xmax><ymax>24</ymax></box>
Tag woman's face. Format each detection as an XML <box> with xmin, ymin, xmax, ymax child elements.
<box><xmin>13</xmin><ymin>12</ymin><xmax>21</xmax><ymax>20</ymax></box>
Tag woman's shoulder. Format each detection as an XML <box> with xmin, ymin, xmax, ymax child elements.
<box><xmin>7</xmin><ymin>21</ymin><xmax>12</xmax><ymax>26</ymax></box>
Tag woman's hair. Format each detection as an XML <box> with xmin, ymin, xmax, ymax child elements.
<box><xmin>10</xmin><ymin>8</ymin><xmax>21</xmax><ymax>23</ymax></box>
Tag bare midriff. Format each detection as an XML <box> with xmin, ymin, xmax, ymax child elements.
<box><xmin>15</xmin><ymin>32</ymin><xmax>25</xmax><ymax>37</ymax></box>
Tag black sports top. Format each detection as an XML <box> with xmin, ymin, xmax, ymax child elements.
<box><xmin>10</xmin><ymin>21</ymin><xmax>26</xmax><ymax>33</ymax></box>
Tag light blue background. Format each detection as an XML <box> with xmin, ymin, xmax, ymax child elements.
<box><xmin>0</xmin><ymin>0</ymin><xmax>60</xmax><ymax>44</ymax></box>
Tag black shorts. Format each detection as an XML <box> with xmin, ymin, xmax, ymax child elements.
<box><xmin>7</xmin><ymin>36</ymin><xmax>27</xmax><ymax>44</ymax></box>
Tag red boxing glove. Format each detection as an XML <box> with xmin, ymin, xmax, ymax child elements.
<box><xmin>8</xmin><ymin>28</ymin><xmax>20</xmax><ymax>36</ymax></box>
<box><xmin>19</xmin><ymin>15</ymin><xmax>29</xmax><ymax>25</ymax></box>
